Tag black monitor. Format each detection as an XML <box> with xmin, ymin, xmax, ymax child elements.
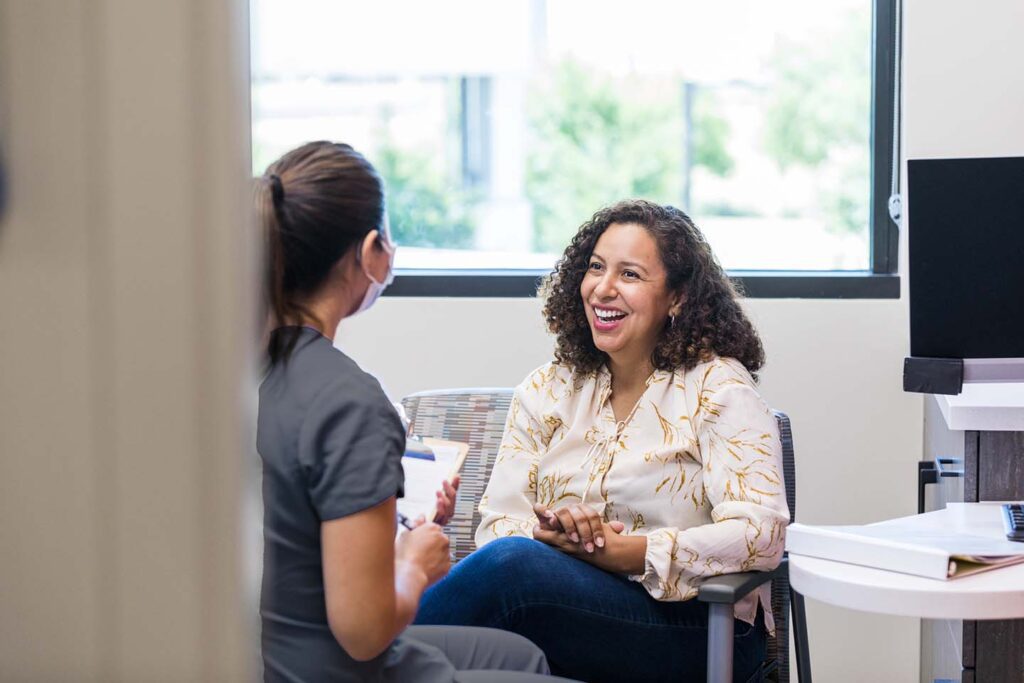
<box><xmin>905</xmin><ymin>156</ymin><xmax>1024</xmax><ymax>393</ymax></box>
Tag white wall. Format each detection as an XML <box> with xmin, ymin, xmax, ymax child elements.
<box><xmin>903</xmin><ymin>0</ymin><xmax>1024</xmax><ymax>161</ymax></box>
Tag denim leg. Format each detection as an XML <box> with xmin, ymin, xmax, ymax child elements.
<box><xmin>416</xmin><ymin>537</ymin><xmax>767</xmax><ymax>683</ymax></box>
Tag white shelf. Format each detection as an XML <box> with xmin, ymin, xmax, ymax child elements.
<box><xmin>935</xmin><ymin>382</ymin><xmax>1024</xmax><ymax>431</ymax></box>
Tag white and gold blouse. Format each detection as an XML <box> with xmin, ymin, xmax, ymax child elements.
<box><xmin>476</xmin><ymin>357</ymin><xmax>790</xmax><ymax>630</ymax></box>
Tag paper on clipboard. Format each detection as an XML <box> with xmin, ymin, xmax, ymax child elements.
<box><xmin>398</xmin><ymin>438</ymin><xmax>469</xmax><ymax>523</ymax></box>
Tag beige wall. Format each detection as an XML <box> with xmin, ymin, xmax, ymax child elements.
<box><xmin>0</xmin><ymin>1</ymin><xmax>254</xmax><ymax>680</ymax></box>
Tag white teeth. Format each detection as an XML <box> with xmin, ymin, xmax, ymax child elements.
<box><xmin>595</xmin><ymin>308</ymin><xmax>626</xmax><ymax>320</ymax></box>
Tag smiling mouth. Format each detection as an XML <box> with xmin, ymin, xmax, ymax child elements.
<box><xmin>593</xmin><ymin>307</ymin><xmax>627</xmax><ymax>325</ymax></box>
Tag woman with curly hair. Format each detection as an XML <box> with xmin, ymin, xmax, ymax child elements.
<box><xmin>416</xmin><ymin>199</ymin><xmax>789</xmax><ymax>682</ymax></box>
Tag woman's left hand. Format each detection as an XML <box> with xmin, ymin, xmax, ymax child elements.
<box><xmin>534</xmin><ymin>502</ymin><xmax>616</xmax><ymax>553</ymax></box>
<box><xmin>533</xmin><ymin>503</ymin><xmax>645</xmax><ymax>573</ymax></box>
<box><xmin>432</xmin><ymin>476</ymin><xmax>460</xmax><ymax>526</ymax></box>
<box><xmin>532</xmin><ymin>515</ymin><xmax>627</xmax><ymax>564</ymax></box>
<box><xmin>532</xmin><ymin>501</ymin><xmax>626</xmax><ymax>548</ymax></box>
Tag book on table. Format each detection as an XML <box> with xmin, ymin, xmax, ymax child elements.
<box><xmin>398</xmin><ymin>437</ymin><xmax>469</xmax><ymax>524</ymax></box>
<box><xmin>786</xmin><ymin>505</ymin><xmax>1024</xmax><ymax>580</ymax></box>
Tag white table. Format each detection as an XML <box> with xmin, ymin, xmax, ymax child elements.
<box><xmin>790</xmin><ymin>556</ymin><xmax>1024</xmax><ymax>621</ymax></box>
<box><xmin>788</xmin><ymin>503</ymin><xmax>1024</xmax><ymax>621</ymax></box>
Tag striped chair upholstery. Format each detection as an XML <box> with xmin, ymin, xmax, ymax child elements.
<box><xmin>401</xmin><ymin>388</ymin><xmax>514</xmax><ymax>563</ymax></box>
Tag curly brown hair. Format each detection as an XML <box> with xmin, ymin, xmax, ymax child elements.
<box><xmin>540</xmin><ymin>199</ymin><xmax>766</xmax><ymax>380</ymax></box>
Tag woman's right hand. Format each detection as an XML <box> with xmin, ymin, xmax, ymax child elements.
<box><xmin>395</xmin><ymin>521</ymin><xmax>450</xmax><ymax>588</ymax></box>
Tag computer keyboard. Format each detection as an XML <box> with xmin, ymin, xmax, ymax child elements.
<box><xmin>1002</xmin><ymin>503</ymin><xmax>1024</xmax><ymax>542</ymax></box>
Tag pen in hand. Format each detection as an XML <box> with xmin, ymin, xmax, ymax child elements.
<box><xmin>397</xmin><ymin>512</ymin><xmax>415</xmax><ymax>530</ymax></box>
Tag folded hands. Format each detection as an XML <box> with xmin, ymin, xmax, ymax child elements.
<box><xmin>531</xmin><ymin>502</ymin><xmax>646</xmax><ymax>574</ymax></box>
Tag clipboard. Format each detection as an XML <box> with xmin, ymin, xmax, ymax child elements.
<box><xmin>397</xmin><ymin>437</ymin><xmax>469</xmax><ymax>523</ymax></box>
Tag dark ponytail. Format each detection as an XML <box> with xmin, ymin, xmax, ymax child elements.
<box><xmin>256</xmin><ymin>141</ymin><xmax>385</xmax><ymax>365</ymax></box>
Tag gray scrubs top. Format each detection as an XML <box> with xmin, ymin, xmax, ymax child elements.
<box><xmin>258</xmin><ymin>327</ymin><xmax>456</xmax><ymax>682</ymax></box>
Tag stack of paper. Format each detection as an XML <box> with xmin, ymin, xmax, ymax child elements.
<box><xmin>786</xmin><ymin>505</ymin><xmax>1024</xmax><ymax>580</ymax></box>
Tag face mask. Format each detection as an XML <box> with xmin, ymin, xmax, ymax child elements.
<box><xmin>352</xmin><ymin>219</ymin><xmax>397</xmax><ymax>316</ymax></box>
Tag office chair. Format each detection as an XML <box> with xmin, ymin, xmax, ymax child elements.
<box><xmin>401</xmin><ymin>388</ymin><xmax>515</xmax><ymax>564</ymax></box>
<box><xmin>402</xmin><ymin>389</ymin><xmax>810</xmax><ymax>682</ymax></box>
<box><xmin>697</xmin><ymin>411</ymin><xmax>811</xmax><ymax>682</ymax></box>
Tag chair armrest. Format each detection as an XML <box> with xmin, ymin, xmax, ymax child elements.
<box><xmin>696</xmin><ymin>558</ymin><xmax>788</xmax><ymax>605</ymax></box>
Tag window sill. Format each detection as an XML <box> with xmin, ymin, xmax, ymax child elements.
<box><xmin>385</xmin><ymin>270</ymin><xmax>901</xmax><ymax>299</ymax></box>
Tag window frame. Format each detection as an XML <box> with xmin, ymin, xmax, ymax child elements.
<box><xmin>386</xmin><ymin>0</ymin><xmax>900</xmax><ymax>300</ymax></box>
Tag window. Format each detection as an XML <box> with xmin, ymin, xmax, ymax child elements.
<box><xmin>251</xmin><ymin>0</ymin><xmax>898</xmax><ymax>297</ymax></box>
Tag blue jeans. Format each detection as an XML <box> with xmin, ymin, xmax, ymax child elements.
<box><xmin>416</xmin><ymin>537</ymin><xmax>767</xmax><ymax>683</ymax></box>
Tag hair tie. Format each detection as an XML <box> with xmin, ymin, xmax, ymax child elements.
<box><xmin>268</xmin><ymin>173</ymin><xmax>285</xmax><ymax>205</ymax></box>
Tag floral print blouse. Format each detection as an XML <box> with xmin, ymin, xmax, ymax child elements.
<box><xmin>476</xmin><ymin>357</ymin><xmax>790</xmax><ymax>630</ymax></box>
